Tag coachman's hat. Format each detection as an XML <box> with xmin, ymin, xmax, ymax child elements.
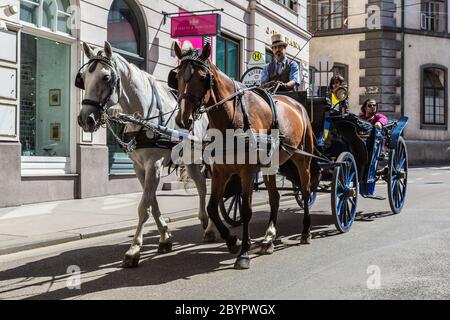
<box><xmin>271</xmin><ymin>34</ymin><xmax>288</xmax><ymax>47</ymax></box>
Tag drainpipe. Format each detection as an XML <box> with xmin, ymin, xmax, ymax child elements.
<box><xmin>400</xmin><ymin>0</ymin><xmax>405</xmax><ymax>117</ymax></box>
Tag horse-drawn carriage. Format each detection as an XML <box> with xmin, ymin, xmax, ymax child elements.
<box><xmin>219</xmin><ymin>87</ymin><xmax>409</xmax><ymax>233</ymax></box>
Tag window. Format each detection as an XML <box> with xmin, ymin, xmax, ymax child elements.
<box><xmin>421</xmin><ymin>0</ymin><xmax>446</xmax><ymax>32</ymax></box>
<box><xmin>216</xmin><ymin>35</ymin><xmax>240</xmax><ymax>80</ymax></box>
<box><xmin>107</xmin><ymin>0</ymin><xmax>146</xmax><ymax>174</ymax></box>
<box><xmin>422</xmin><ymin>65</ymin><xmax>447</xmax><ymax>127</ymax></box>
<box><xmin>275</xmin><ymin>0</ymin><xmax>296</xmax><ymax>11</ymax></box>
<box><xmin>265</xmin><ymin>49</ymin><xmax>274</xmax><ymax>64</ymax></box>
<box><xmin>20</xmin><ymin>34</ymin><xmax>71</xmax><ymax>158</ymax></box>
<box><xmin>332</xmin><ymin>63</ymin><xmax>348</xmax><ymax>83</ymax></box>
<box><xmin>20</xmin><ymin>0</ymin><xmax>73</xmax><ymax>34</ymax></box>
<box><xmin>309</xmin><ymin>0</ymin><xmax>346</xmax><ymax>31</ymax></box>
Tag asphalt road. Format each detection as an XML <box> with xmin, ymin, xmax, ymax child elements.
<box><xmin>0</xmin><ymin>167</ymin><xmax>449</xmax><ymax>300</ymax></box>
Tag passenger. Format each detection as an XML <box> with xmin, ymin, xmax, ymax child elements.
<box><xmin>328</xmin><ymin>74</ymin><xmax>348</xmax><ymax>112</ymax></box>
<box><xmin>359</xmin><ymin>99</ymin><xmax>388</xmax><ymax>129</ymax></box>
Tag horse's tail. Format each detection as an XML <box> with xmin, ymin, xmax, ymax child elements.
<box><xmin>178</xmin><ymin>164</ymin><xmax>209</xmax><ymax>190</ymax></box>
<box><xmin>179</xmin><ymin>166</ymin><xmax>191</xmax><ymax>191</ymax></box>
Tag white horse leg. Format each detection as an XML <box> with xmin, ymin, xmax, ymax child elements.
<box><xmin>146</xmin><ymin>159</ymin><xmax>173</xmax><ymax>253</ymax></box>
<box><xmin>185</xmin><ymin>164</ymin><xmax>217</xmax><ymax>242</ymax></box>
<box><xmin>122</xmin><ymin>166</ymin><xmax>149</xmax><ymax>268</ymax></box>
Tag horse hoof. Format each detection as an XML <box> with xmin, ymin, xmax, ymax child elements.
<box><xmin>158</xmin><ymin>241</ymin><xmax>173</xmax><ymax>254</ymax></box>
<box><xmin>226</xmin><ymin>236</ymin><xmax>242</xmax><ymax>254</ymax></box>
<box><xmin>234</xmin><ymin>255</ymin><xmax>250</xmax><ymax>270</ymax></box>
<box><xmin>121</xmin><ymin>253</ymin><xmax>140</xmax><ymax>268</ymax></box>
<box><xmin>259</xmin><ymin>241</ymin><xmax>274</xmax><ymax>255</ymax></box>
<box><xmin>300</xmin><ymin>234</ymin><xmax>311</xmax><ymax>245</ymax></box>
<box><xmin>202</xmin><ymin>231</ymin><xmax>216</xmax><ymax>243</ymax></box>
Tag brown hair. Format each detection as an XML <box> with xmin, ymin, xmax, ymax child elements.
<box><xmin>329</xmin><ymin>74</ymin><xmax>346</xmax><ymax>91</ymax></box>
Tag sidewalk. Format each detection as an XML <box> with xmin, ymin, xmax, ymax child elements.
<box><xmin>0</xmin><ymin>182</ymin><xmax>295</xmax><ymax>256</ymax></box>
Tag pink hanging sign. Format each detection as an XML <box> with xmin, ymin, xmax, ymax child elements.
<box><xmin>171</xmin><ymin>13</ymin><xmax>221</xmax><ymax>38</ymax></box>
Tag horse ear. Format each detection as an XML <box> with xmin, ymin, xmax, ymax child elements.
<box><xmin>173</xmin><ymin>41</ymin><xmax>182</xmax><ymax>59</ymax></box>
<box><xmin>104</xmin><ymin>41</ymin><xmax>113</xmax><ymax>59</ymax></box>
<box><xmin>200</xmin><ymin>42</ymin><xmax>211</xmax><ymax>61</ymax></box>
<box><xmin>83</xmin><ymin>42</ymin><xmax>94</xmax><ymax>59</ymax></box>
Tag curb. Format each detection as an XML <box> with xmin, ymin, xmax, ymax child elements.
<box><xmin>0</xmin><ymin>195</ymin><xmax>296</xmax><ymax>257</ymax></box>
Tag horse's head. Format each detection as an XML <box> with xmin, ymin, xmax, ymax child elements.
<box><xmin>173</xmin><ymin>41</ymin><xmax>213</xmax><ymax>131</ymax></box>
<box><xmin>76</xmin><ymin>41</ymin><xmax>121</xmax><ymax>132</ymax></box>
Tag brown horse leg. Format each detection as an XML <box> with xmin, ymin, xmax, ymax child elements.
<box><xmin>259</xmin><ymin>174</ymin><xmax>280</xmax><ymax>255</ymax></box>
<box><xmin>234</xmin><ymin>171</ymin><xmax>255</xmax><ymax>269</ymax></box>
<box><xmin>292</xmin><ymin>156</ymin><xmax>313</xmax><ymax>244</ymax></box>
<box><xmin>207</xmin><ymin>167</ymin><xmax>242</xmax><ymax>254</ymax></box>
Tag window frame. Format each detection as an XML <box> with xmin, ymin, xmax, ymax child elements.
<box><xmin>308</xmin><ymin>0</ymin><xmax>348</xmax><ymax>32</ymax></box>
<box><xmin>420</xmin><ymin>0</ymin><xmax>448</xmax><ymax>33</ymax></box>
<box><xmin>20</xmin><ymin>0</ymin><xmax>74</xmax><ymax>35</ymax></box>
<box><xmin>265</xmin><ymin>49</ymin><xmax>274</xmax><ymax>64</ymax></box>
<box><xmin>216</xmin><ymin>34</ymin><xmax>241</xmax><ymax>80</ymax></box>
<box><xmin>19</xmin><ymin>31</ymin><xmax>77</xmax><ymax>176</ymax></box>
<box><xmin>274</xmin><ymin>0</ymin><xmax>297</xmax><ymax>12</ymax></box>
<box><xmin>420</xmin><ymin>64</ymin><xmax>448</xmax><ymax>130</ymax></box>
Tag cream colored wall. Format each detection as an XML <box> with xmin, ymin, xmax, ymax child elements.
<box><xmin>347</xmin><ymin>0</ymin><xmax>367</xmax><ymax>29</ymax></box>
<box><xmin>403</xmin><ymin>34</ymin><xmax>450</xmax><ymax>140</ymax></box>
<box><xmin>309</xmin><ymin>33</ymin><xmax>366</xmax><ymax>113</ymax></box>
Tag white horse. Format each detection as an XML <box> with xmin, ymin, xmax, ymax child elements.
<box><xmin>77</xmin><ymin>41</ymin><xmax>216</xmax><ymax>268</ymax></box>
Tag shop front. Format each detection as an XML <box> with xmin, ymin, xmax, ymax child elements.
<box><xmin>0</xmin><ymin>0</ymin><xmax>310</xmax><ymax>208</ymax></box>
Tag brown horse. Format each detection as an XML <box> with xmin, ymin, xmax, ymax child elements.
<box><xmin>173</xmin><ymin>42</ymin><xmax>320</xmax><ymax>269</ymax></box>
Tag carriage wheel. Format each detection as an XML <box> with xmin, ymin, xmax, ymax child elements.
<box><xmin>295</xmin><ymin>190</ymin><xmax>317</xmax><ymax>209</ymax></box>
<box><xmin>219</xmin><ymin>193</ymin><xmax>243</xmax><ymax>227</ymax></box>
<box><xmin>388</xmin><ymin>137</ymin><xmax>408</xmax><ymax>214</ymax></box>
<box><xmin>331</xmin><ymin>152</ymin><xmax>359</xmax><ymax>233</ymax></box>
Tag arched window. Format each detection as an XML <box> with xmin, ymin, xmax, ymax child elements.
<box><xmin>107</xmin><ymin>0</ymin><xmax>146</xmax><ymax>67</ymax></box>
<box><xmin>421</xmin><ymin>64</ymin><xmax>448</xmax><ymax>128</ymax></box>
<box><xmin>107</xmin><ymin>0</ymin><xmax>146</xmax><ymax>173</ymax></box>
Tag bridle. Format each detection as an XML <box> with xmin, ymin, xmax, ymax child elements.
<box><xmin>75</xmin><ymin>51</ymin><xmax>121</xmax><ymax>113</ymax></box>
<box><xmin>175</xmin><ymin>52</ymin><xmax>215</xmax><ymax>120</ymax></box>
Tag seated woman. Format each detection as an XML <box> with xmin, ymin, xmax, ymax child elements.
<box><xmin>359</xmin><ymin>99</ymin><xmax>388</xmax><ymax>129</ymax></box>
<box><xmin>328</xmin><ymin>74</ymin><xmax>348</xmax><ymax>112</ymax></box>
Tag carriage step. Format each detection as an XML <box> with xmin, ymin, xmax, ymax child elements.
<box><xmin>362</xmin><ymin>195</ymin><xmax>386</xmax><ymax>200</ymax></box>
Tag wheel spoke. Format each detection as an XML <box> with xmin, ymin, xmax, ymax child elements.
<box><xmin>227</xmin><ymin>196</ymin><xmax>236</xmax><ymax>215</ymax></box>
<box><xmin>227</xmin><ymin>196</ymin><xmax>236</xmax><ymax>214</ymax></box>
<box><xmin>344</xmin><ymin>200</ymin><xmax>349</xmax><ymax>224</ymax></box>
<box><xmin>339</xmin><ymin>168</ymin><xmax>346</xmax><ymax>185</ymax></box>
<box><xmin>348</xmin><ymin>197</ymin><xmax>356</xmax><ymax>208</ymax></box>
<box><xmin>234</xmin><ymin>195</ymin><xmax>241</xmax><ymax>219</ymax></box>
<box><xmin>336</xmin><ymin>197</ymin><xmax>345</xmax><ymax>215</ymax></box>
<box><xmin>337</xmin><ymin>179</ymin><xmax>345</xmax><ymax>192</ymax></box>
<box><xmin>395</xmin><ymin>181</ymin><xmax>401</xmax><ymax>208</ymax></box>
<box><xmin>397</xmin><ymin>158</ymin><xmax>406</xmax><ymax>171</ymax></box>
<box><xmin>398</xmin><ymin>182</ymin><xmax>405</xmax><ymax>202</ymax></box>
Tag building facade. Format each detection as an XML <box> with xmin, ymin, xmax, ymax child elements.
<box><xmin>307</xmin><ymin>0</ymin><xmax>450</xmax><ymax>165</ymax></box>
<box><xmin>0</xmin><ymin>0</ymin><xmax>310</xmax><ymax>207</ymax></box>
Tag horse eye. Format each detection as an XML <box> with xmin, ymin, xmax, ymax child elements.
<box><xmin>103</xmin><ymin>75</ymin><xmax>111</xmax><ymax>82</ymax></box>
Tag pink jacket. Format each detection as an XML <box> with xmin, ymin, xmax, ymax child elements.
<box><xmin>359</xmin><ymin>113</ymin><xmax>388</xmax><ymax>127</ymax></box>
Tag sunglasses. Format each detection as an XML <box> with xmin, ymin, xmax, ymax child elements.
<box><xmin>367</xmin><ymin>103</ymin><xmax>377</xmax><ymax>107</ymax></box>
